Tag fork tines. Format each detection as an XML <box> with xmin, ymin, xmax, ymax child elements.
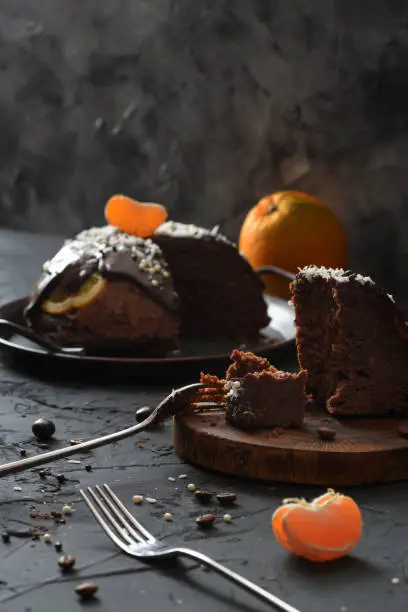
<box><xmin>80</xmin><ymin>484</ymin><xmax>156</xmax><ymax>548</ymax></box>
<box><xmin>193</xmin><ymin>374</ymin><xmax>227</xmax><ymax>410</ymax></box>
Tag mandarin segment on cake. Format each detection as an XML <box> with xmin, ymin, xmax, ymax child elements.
<box><xmin>25</xmin><ymin>217</ymin><xmax>270</xmax><ymax>355</ymax></box>
<box><xmin>200</xmin><ymin>350</ymin><xmax>307</xmax><ymax>429</ymax></box>
<box><xmin>291</xmin><ymin>265</ymin><xmax>408</xmax><ymax>415</ymax></box>
<box><xmin>153</xmin><ymin>222</ymin><xmax>270</xmax><ymax>342</ymax></box>
<box><xmin>24</xmin><ymin>226</ymin><xmax>180</xmax><ymax>355</ymax></box>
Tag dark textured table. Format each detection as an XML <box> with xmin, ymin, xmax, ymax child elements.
<box><xmin>0</xmin><ymin>229</ymin><xmax>407</xmax><ymax>612</ymax></box>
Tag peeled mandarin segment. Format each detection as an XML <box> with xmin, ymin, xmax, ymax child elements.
<box><xmin>42</xmin><ymin>274</ymin><xmax>107</xmax><ymax>315</ymax></box>
<box><xmin>105</xmin><ymin>194</ymin><xmax>168</xmax><ymax>238</ymax></box>
<box><xmin>42</xmin><ymin>294</ymin><xmax>73</xmax><ymax>315</ymax></box>
<box><xmin>272</xmin><ymin>504</ymin><xmax>296</xmax><ymax>551</ymax></box>
<box><xmin>281</xmin><ymin>497</ymin><xmax>362</xmax><ymax>561</ymax></box>
<box><xmin>72</xmin><ymin>275</ymin><xmax>107</xmax><ymax>309</ymax></box>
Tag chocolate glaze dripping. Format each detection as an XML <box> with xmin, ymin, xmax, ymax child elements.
<box><xmin>24</xmin><ymin>241</ymin><xmax>179</xmax><ymax>321</ymax></box>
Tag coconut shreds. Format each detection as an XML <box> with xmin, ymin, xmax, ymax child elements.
<box><xmin>297</xmin><ymin>265</ymin><xmax>396</xmax><ymax>303</ymax></box>
<box><xmin>155</xmin><ymin>221</ymin><xmax>234</xmax><ymax>246</ymax></box>
<box><xmin>42</xmin><ymin>225</ymin><xmax>172</xmax><ymax>288</ymax></box>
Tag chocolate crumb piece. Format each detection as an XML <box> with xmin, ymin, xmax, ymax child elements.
<box><xmin>31</xmin><ymin>531</ymin><xmax>41</xmax><ymax>541</ymax></box>
<box><xmin>51</xmin><ymin>510</ymin><xmax>62</xmax><ymax>519</ymax></box>
<box><xmin>1</xmin><ymin>531</ymin><xmax>10</xmax><ymax>543</ymax></box>
<box><xmin>58</xmin><ymin>554</ymin><xmax>76</xmax><ymax>572</ymax></box>
<box><xmin>194</xmin><ymin>489</ymin><xmax>214</xmax><ymax>503</ymax></box>
<box><xmin>216</xmin><ymin>492</ymin><xmax>237</xmax><ymax>506</ymax></box>
<box><xmin>398</xmin><ymin>425</ymin><xmax>408</xmax><ymax>439</ymax></box>
<box><xmin>317</xmin><ymin>426</ymin><xmax>337</xmax><ymax>441</ymax></box>
<box><xmin>75</xmin><ymin>582</ymin><xmax>99</xmax><ymax>601</ymax></box>
<box><xmin>39</xmin><ymin>470</ymin><xmax>47</xmax><ymax>479</ymax></box>
<box><xmin>54</xmin><ymin>541</ymin><xmax>63</xmax><ymax>552</ymax></box>
<box><xmin>196</xmin><ymin>514</ymin><xmax>216</xmax><ymax>529</ymax></box>
<box><xmin>19</xmin><ymin>449</ymin><xmax>27</xmax><ymax>457</ymax></box>
<box><xmin>70</xmin><ymin>439</ymin><xmax>89</xmax><ymax>446</ymax></box>
<box><xmin>58</xmin><ymin>518</ymin><xmax>66</xmax><ymax>525</ymax></box>
<box><xmin>55</xmin><ymin>473</ymin><xmax>67</xmax><ymax>484</ymax></box>
<box><xmin>85</xmin><ymin>465</ymin><xmax>92</xmax><ymax>472</ymax></box>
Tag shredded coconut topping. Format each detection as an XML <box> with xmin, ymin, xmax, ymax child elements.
<box><xmin>298</xmin><ymin>265</ymin><xmax>350</xmax><ymax>283</ymax></box>
<box><xmin>297</xmin><ymin>265</ymin><xmax>396</xmax><ymax>304</ymax></box>
<box><xmin>43</xmin><ymin>225</ymin><xmax>171</xmax><ymax>286</ymax></box>
<box><xmin>155</xmin><ymin>221</ymin><xmax>233</xmax><ymax>245</ymax></box>
<box><xmin>354</xmin><ymin>273</ymin><xmax>375</xmax><ymax>286</ymax></box>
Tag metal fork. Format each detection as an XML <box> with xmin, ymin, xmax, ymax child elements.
<box><xmin>0</xmin><ymin>382</ymin><xmax>215</xmax><ymax>478</ymax></box>
<box><xmin>81</xmin><ymin>484</ymin><xmax>302</xmax><ymax>612</ymax></box>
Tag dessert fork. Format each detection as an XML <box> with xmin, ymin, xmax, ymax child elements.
<box><xmin>81</xmin><ymin>483</ymin><xmax>302</xmax><ymax>612</ymax></box>
<box><xmin>0</xmin><ymin>382</ymin><xmax>217</xmax><ymax>478</ymax></box>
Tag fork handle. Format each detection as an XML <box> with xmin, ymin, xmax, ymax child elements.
<box><xmin>177</xmin><ymin>548</ymin><xmax>301</xmax><ymax>612</ymax></box>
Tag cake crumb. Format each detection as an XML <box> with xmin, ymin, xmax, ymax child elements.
<box><xmin>391</xmin><ymin>577</ymin><xmax>400</xmax><ymax>585</ymax></box>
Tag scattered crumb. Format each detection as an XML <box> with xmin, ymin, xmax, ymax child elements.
<box><xmin>67</xmin><ymin>459</ymin><xmax>82</xmax><ymax>464</ymax></box>
<box><xmin>178</xmin><ymin>474</ymin><xmax>188</xmax><ymax>480</ymax></box>
<box><xmin>13</xmin><ymin>486</ymin><xmax>22</xmax><ymax>492</ymax></box>
<box><xmin>187</xmin><ymin>483</ymin><xmax>196</xmax><ymax>492</ymax></box>
<box><xmin>391</xmin><ymin>577</ymin><xmax>400</xmax><ymax>585</ymax></box>
<box><xmin>168</xmin><ymin>477</ymin><xmax>176</xmax><ymax>482</ymax></box>
<box><xmin>145</xmin><ymin>497</ymin><xmax>157</xmax><ymax>504</ymax></box>
<box><xmin>163</xmin><ymin>512</ymin><xmax>173</xmax><ymax>521</ymax></box>
<box><xmin>62</xmin><ymin>504</ymin><xmax>73</xmax><ymax>515</ymax></box>
<box><xmin>43</xmin><ymin>533</ymin><xmax>52</xmax><ymax>543</ymax></box>
<box><xmin>132</xmin><ymin>495</ymin><xmax>143</xmax><ymax>505</ymax></box>
<box><xmin>223</xmin><ymin>514</ymin><xmax>232</xmax><ymax>523</ymax></box>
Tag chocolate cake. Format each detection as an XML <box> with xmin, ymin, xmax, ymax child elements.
<box><xmin>153</xmin><ymin>222</ymin><xmax>270</xmax><ymax>342</ymax></box>
<box><xmin>25</xmin><ymin>222</ymin><xmax>270</xmax><ymax>355</ymax></box>
<box><xmin>292</xmin><ymin>266</ymin><xmax>408</xmax><ymax>415</ymax></box>
<box><xmin>24</xmin><ymin>226</ymin><xmax>179</xmax><ymax>355</ymax></box>
<box><xmin>201</xmin><ymin>350</ymin><xmax>307</xmax><ymax>429</ymax></box>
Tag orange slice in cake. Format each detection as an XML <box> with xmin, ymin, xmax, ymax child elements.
<box><xmin>272</xmin><ymin>489</ymin><xmax>362</xmax><ymax>562</ymax></box>
<box><xmin>105</xmin><ymin>194</ymin><xmax>168</xmax><ymax>238</ymax></box>
<box><xmin>42</xmin><ymin>274</ymin><xmax>107</xmax><ymax>315</ymax></box>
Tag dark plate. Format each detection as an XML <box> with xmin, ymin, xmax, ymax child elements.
<box><xmin>0</xmin><ymin>296</ymin><xmax>295</xmax><ymax>380</ymax></box>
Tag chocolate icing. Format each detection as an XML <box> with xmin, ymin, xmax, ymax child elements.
<box><xmin>24</xmin><ymin>227</ymin><xmax>179</xmax><ymax>319</ymax></box>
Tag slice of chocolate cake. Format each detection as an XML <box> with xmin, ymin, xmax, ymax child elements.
<box><xmin>24</xmin><ymin>226</ymin><xmax>180</xmax><ymax>355</ymax></box>
<box><xmin>201</xmin><ymin>350</ymin><xmax>307</xmax><ymax>429</ymax></box>
<box><xmin>153</xmin><ymin>222</ymin><xmax>270</xmax><ymax>342</ymax></box>
<box><xmin>292</xmin><ymin>266</ymin><xmax>408</xmax><ymax>415</ymax></box>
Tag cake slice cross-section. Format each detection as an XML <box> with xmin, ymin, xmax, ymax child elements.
<box><xmin>292</xmin><ymin>265</ymin><xmax>408</xmax><ymax>415</ymax></box>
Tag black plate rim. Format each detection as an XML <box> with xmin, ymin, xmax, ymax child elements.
<box><xmin>0</xmin><ymin>296</ymin><xmax>295</xmax><ymax>366</ymax></box>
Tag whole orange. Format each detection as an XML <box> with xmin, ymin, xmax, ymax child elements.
<box><xmin>239</xmin><ymin>191</ymin><xmax>348</xmax><ymax>298</ymax></box>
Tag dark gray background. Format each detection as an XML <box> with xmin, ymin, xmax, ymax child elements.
<box><xmin>0</xmin><ymin>1</ymin><xmax>408</xmax><ymax>304</ymax></box>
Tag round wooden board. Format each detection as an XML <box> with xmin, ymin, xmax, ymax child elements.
<box><xmin>173</xmin><ymin>409</ymin><xmax>408</xmax><ymax>486</ymax></box>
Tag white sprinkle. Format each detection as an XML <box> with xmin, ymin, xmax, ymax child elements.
<box><xmin>387</xmin><ymin>293</ymin><xmax>395</xmax><ymax>303</ymax></box>
<box><xmin>178</xmin><ymin>474</ymin><xmax>188</xmax><ymax>480</ymax></box>
<box><xmin>391</xmin><ymin>577</ymin><xmax>400</xmax><ymax>585</ymax></box>
<box><xmin>155</xmin><ymin>221</ymin><xmax>233</xmax><ymax>245</ymax></box>
<box><xmin>354</xmin><ymin>273</ymin><xmax>375</xmax><ymax>286</ymax></box>
<box><xmin>67</xmin><ymin>459</ymin><xmax>82</xmax><ymax>464</ymax></box>
<box><xmin>299</xmin><ymin>265</ymin><xmax>350</xmax><ymax>284</ymax></box>
<box><xmin>168</xmin><ymin>477</ymin><xmax>176</xmax><ymax>482</ymax></box>
<box><xmin>223</xmin><ymin>513</ymin><xmax>232</xmax><ymax>523</ymax></box>
<box><xmin>43</xmin><ymin>533</ymin><xmax>52</xmax><ymax>543</ymax></box>
<box><xmin>163</xmin><ymin>512</ymin><xmax>173</xmax><ymax>521</ymax></box>
<box><xmin>132</xmin><ymin>495</ymin><xmax>144</xmax><ymax>505</ymax></box>
<box><xmin>62</xmin><ymin>504</ymin><xmax>73</xmax><ymax>515</ymax></box>
<box><xmin>145</xmin><ymin>497</ymin><xmax>157</xmax><ymax>504</ymax></box>
<box><xmin>187</xmin><ymin>483</ymin><xmax>196</xmax><ymax>492</ymax></box>
<box><xmin>13</xmin><ymin>486</ymin><xmax>22</xmax><ymax>492</ymax></box>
